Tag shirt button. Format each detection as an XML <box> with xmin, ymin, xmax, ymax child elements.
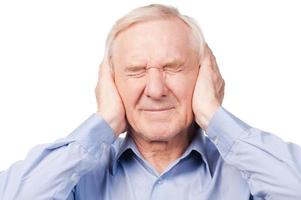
<box><xmin>157</xmin><ymin>178</ymin><xmax>163</xmax><ymax>185</ymax></box>
<box><xmin>70</xmin><ymin>173</ymin><xmax>79</xmax><ymax>183</ymax></box>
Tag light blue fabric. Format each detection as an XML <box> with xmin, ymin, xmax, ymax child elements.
<box><xmin>1</xmin><ymin>107</ymin><xmax>301</xmax><ymax>199</ymax></box>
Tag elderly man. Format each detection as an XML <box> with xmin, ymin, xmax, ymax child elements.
<box><xmin>1</xmin><ymin>4</ymin><xmax>301</xmax><ymax>200</ymax></box>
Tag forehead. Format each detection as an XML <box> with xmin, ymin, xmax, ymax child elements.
<box><xmin>112</xmin><ymin>18</ymin><xmax>195</xmax><ymax>66</ymax></box>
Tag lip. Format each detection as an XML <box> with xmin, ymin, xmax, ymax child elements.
<box><xmin>142</xmin><ymin>107</ymin><xmax>174</xmax><ymax>112</ymax></box>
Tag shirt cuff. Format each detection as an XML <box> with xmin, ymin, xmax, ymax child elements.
<box><xmin>206</xmin><ymin>107</ymin><xmax>251</xmax><ymax>158</ymax></box>
<box><xmin>68</xmin><ymin>113</ymin><xmax>116</xmax><ymax>156</ymax></box>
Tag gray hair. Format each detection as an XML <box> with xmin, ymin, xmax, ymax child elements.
<box><xmin>104</xmin><ymin>4</ymin><xmax>206</xmax><ymax>67</ymax></box>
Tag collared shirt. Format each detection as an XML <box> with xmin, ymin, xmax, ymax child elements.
<box><xmin>1</xmin><ymin>107</ymin><xmax>301</xmax><ymax>199</ymax></box>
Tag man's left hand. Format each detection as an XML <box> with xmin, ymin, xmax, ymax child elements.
<box><xmin>192</xmin><ymin>44</ymin><xmax>225</xmax><ymax>132</ymax></box>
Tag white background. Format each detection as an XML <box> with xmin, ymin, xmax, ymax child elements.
<box><xmin>0</xmin><ymin>0</ymin><xmax>300</xmax><ymax>171</ymax></box>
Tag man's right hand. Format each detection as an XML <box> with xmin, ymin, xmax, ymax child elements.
<box><xmin>95</xmin><ymin>58</ymin><xmax>127</xmax><ymax>136</ymax></box>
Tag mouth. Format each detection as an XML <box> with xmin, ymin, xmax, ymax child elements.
<box><xmin>142</xmin><ymin>107</ymin><xmax>174</xmax><ymax>112</ymax></box>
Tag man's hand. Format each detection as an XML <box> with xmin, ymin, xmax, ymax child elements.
<box><xmin>192</xmin><ymin>45</ymin><xmax>225</xmax><ymax>132</ymax></box>
<box><xmin>95</xmin><ymin>58</ymin><xmax>127</xmax><ymax>135</ymax></box>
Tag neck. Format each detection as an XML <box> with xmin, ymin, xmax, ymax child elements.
<box><xmin>130</xmin><ymin>125</ymin><xmax>195</xmax><ymax>174</ymax></box>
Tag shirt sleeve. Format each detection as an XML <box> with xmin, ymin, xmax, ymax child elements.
<box><xmin>206</xmin><ymin>106</ymin><xmax>301</xmax><ymax>200</ymax></box>
<box><xmin>0</xmin><ymin>113</ymin><xmax>116</xmax><ymax>200</ymax></box>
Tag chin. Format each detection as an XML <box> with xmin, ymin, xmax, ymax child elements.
<box><xmin>144</xmin><ymin>132</ymin><xmax>175</xmax><ymax>142</ymax></box>
<box><xmin>133</xmin><ymin>121</ymin><xmax>185</xmax><ymax>142</ymax></box>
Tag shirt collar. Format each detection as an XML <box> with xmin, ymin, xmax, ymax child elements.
<box><xmin>111</xmin><ymin>133</ymin><xmax>138</xmax><ymax>174</ymax></box>
<box><xmin>111</xmin><ymin>126</ymin><xmax>212</xmax><ymax>176</ymax></box>
<box><xmin>179</xmin><ymin>127</ymin><xmax>210</xmax><ymax>169</ymax></box>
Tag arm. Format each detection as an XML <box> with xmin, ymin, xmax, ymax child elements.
<box><xmin>207</xmin><ymin>107</ymin><xmax>301</xmax><ymax>199</ymax></box>
<box><xmin>0</xmin><ymin>57</ymin><xmax>126</xmax><ymax>200</ymax></box>
<box><xmin>193</xmin><ymin>45</ymin><xmax>301</xmax><ymax>199</ymax></box>
<box><xmin>0</xmin><ymin>114</ymin><xmax>116</xmax><ymax>200</ymax></box>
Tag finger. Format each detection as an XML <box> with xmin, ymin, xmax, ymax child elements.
<box><xmin>219</xmin><ymin>80</ymin><xmax>225</xmax><ymax>102</ymax></box>
<box><xmin>206</xmin><ymin>45</ymin><xmax>223</xmax><ymax>78</ymax></box>
<box><xmin>203</xmin><ymin>43</ymin><xmax>211</xmax><ymax>61</ymax></box>
<box><xmin>212</xmin><ymin>58</ymin><xmax>222</xmax><ymax>79</ymax></box>
<box><xmin>200</xmin><ymin>44</ymin><xmax>212</xmax><ymax>68</ymax></box>
<box><xmin>206</xmin><ymin>45</ymin><xmax>218</xmax><ymax>71</ymax></box>
<box><xmin>98</xmin><ymin>57</ymin><xmax>114</xmax><ymax>80</ymax></box>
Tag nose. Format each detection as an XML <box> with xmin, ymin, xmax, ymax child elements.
<box><xmin>145</xmin><ymin>67</ymin><xmax>168</xmax><ymax>100</ymax></box>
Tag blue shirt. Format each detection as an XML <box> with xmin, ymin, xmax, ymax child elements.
<box><xmin>1</xmin><ymin>107</ymin><xmax>301</xmax><ymax>199</ymax></box>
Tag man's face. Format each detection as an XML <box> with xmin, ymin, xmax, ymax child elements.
<box><xmin>112</xmin><ymin>18</ymin><xmax>200</xmax><ymax>141</ymax></box>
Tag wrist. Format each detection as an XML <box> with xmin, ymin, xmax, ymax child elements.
<box><xmin>195</xmin><ymin>105</ymin><xmax>220</xmax><ymax>132</ymax></box>
<box><xmin>96</xmin><ymin>111</ymin><xmax>124</xmax><ymax>136</ymax></box>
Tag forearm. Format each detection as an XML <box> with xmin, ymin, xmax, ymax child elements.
<box><xmin>207</xmin><ymin>107</ymin><xmax>301</xmax><ymax>199</ymax></box>
<box><xmin>0</xmin><ymin>114</ymin><xmax>116</xmax><ymax>200</ymax></box>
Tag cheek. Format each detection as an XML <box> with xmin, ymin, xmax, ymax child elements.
<box><xmin>166</xmin><ymin>74</ymin><xmax>197</xmax><ymax>106</ymax></box>
<box><xmin>115</xmin><ymin>77</ymin><xmax>145</xmax><ymax>110</ymax></box>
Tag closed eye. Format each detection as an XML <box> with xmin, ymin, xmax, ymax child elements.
<box><xmin>163</xmin><ymin>64</ymin><xmax>183</xmax><ymax>73</ymax></box>
<box><xmin>125</xmin><ymin>66</ymin><xmax>146</xmax><ymax>77</ymax></box>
